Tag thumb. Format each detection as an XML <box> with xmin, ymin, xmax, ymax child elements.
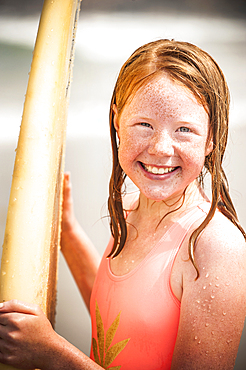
<box><xmin>0</xmin><ymin>300</ymin><xmax>42</xmax><ymax>315</ymax></box>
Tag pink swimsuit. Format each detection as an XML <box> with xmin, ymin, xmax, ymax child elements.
<box><xmin>90</xmin><ymin>203</ymin><xmax>209</xmax><ymax>369</ymax></box>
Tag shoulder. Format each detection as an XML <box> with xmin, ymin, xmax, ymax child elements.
<box><xmin>196</xmin><ymin>210</ymin><xmax>246</xmax><ymax>270</ymax></box>
<box><xmin>182</xmin><ymin>209</ymin><xmax>246</xmax><ymax>299</ymax></box>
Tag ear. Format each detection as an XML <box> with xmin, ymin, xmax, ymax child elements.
<box><xmin>205</xmin><ymin>136</ymin><xmax>213</xmax><ymax>156</ymax></box>
<box><xmin>112</xmin><ymin>104</ymin><xmax>120</xmax><ymax>139</ymax></box>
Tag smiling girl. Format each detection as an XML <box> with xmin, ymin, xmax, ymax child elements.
<box><xmin>0</xmin><ymin>39</ymin><xmax>245</xmax><ymax>370</ymax></box>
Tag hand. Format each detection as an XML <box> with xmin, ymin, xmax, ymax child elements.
<box><xmin>0</xmin><ymin>300</ymin><xmax>58</xmax><ymax>369</ymax></box>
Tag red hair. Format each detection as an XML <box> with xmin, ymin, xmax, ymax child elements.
<box><xmin>107</xmin><ymin>39</ymin><xmax>246</xmax><ymax>277</ymax></box>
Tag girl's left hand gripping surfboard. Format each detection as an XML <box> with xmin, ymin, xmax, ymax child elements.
<box><xmin>0</xmin><ymin>0</ymin><xmax>81</xmax><ymax>368</ymax></box>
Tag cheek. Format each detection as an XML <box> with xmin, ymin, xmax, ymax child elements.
<box><xmin>118</xmin><ymin>130</ymin><xmax>145</xmax><ymax>166</ymax></box>
<box><xmin>183</xmin><ymin>144</ymin><xmax>207</xmax><ymax>173</ymax></box>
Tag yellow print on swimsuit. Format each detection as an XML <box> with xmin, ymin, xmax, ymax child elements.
<box><xmin>92</xmin><ymin>300</ymin><xmax>130</xmax><ymax>369</ymax></box>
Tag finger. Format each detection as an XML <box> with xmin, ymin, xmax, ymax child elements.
<box><xmin>0</xmin><ymin>320</ymin><xmax>10</xmax><ymax>338</ymax></box>
<box><xmin>63</xmin><ymin>172</ymin><xmax>72</xmax><ymax>197</ymax></box>
<box><xmin>63</xmin><ymin>171</ymin><xmax>70</xmax><ymax>182</ymax></box>
<box><xmin>0</xmin><ymin>312</ymin><xmax>21</xmax><ymax>326</ymax></box>
<box><xmin>0</xmin><ymin>300</ymin><xmax>42</xmax><ymax>316</ymax></box>
<box><xmin>62</xmin><ymin>174</ymin><xmax>74</xmax><ymax>213</ymax></box>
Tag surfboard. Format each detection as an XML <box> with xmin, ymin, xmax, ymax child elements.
<box><xmin>0</xmin><ymin>0</ymin><xmax>81</xmax><ymax>368</ymax></box>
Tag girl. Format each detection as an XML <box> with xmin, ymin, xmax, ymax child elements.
<box><xmin>0</xmin><ymin>39</ymin><xmax>245</xmax><ymax>370</ymax></box>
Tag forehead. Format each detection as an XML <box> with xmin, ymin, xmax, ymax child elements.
<box><xmin>121</xmin><ymin>74</ymin><xmax>208</xmax><ymax>123</ymax></box>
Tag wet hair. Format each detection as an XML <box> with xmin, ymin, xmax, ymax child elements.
<box><xmin>107</xmin><ymin>39</ymin><xmax>246</xmax><ymax>277</ymax></box>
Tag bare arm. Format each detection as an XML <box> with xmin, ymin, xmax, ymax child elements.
<box><xmin>0</xmin><ymin>300</ymin><xmax>103</xmax><ymax>369</ymax></box>
<box><xmin>61</xmin><ymin>173</ymin><xmax>101</xmax><ymax>311</ymax></box>
<box><xmin>171</xmin><ymin>214</ymin><xmax>246</xmax><ymax>369</ymax></box>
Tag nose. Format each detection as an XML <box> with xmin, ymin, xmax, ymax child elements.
<box><xmin>148</xmin><ymin>130</ymin><xmax>175</xmax><ymax>157</ymax></box>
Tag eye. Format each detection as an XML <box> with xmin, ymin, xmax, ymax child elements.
<box><xmin>178</xmin><ymin>126</ymin><xmax>191</xmax><ymax>133</ymax></box>
<box><xmin>140</xmin><ymin>122</ymin><xmax>152</xmax><ymax>128</ymax></box>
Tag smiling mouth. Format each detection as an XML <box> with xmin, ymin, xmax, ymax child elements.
<box><xmin>140</xmin><ymin>162</ymin><xmax>178</xmax><ymax>175</ymax></box>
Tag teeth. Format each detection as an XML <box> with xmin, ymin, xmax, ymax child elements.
<box><xmin>143</xmin><ymin>164</ymin><xmax>176</xmax><ymax>175</ymax></box>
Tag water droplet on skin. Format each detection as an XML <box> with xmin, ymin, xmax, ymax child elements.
<box><xmin>216</xmin><ymin>276</ymin><xmax>219</xmax><ymax>280</ymax></box>
<box><xmin>205</xmin><ymin>323</ymin><xmax>209</xmax><ymax>327</ymax></box>
<box><xmin>205</xmin><ymin>273</ymin><xmax>209</xmax><ymax>278</ymax></box>
<box><xmin>203</xmin><ymin>286</ymin><xmax>207</xmax><ymax>290</ymax></box>
<box><xmin>211</xmin><ymin>295</ymin><xmax>215</xmax><ymax>299</ymax></box>
<box><xmin>215</xmin><ymin>284</ymin><xmax>219</xmax><ymax>287</ymax></box>
<box><xmin>2</xmin><ymin>271</ymin><xmax>6</xmax><ymax>276</ymax></box>
<box><xmin>198</xmin><ymin>340</ymin><xmax>201</xmax><ymax>344</ymax></box>
<box><xmin>226</xmin><ymin>339</ymin><xmax>232</xmax><ymax>344</ymax></box>
<box><xmin>205</xmin><ymin>350</ymin><xmax>209</xmax><ymax>355</ymax></box>
<box><xmin>222</xmin><ymin>312</ymin><xmax>226</xmax><ymax>316</ymax></box>
<box><xmin>194</xmin><ymin>336</ymin><xmax>198</xmax><ymax>340</ymax></box>
<box><xmin>211</xmin><ymin>331</ymin><xmax>215</xmax><ymax>335</ymax></box>
<box><xmin>196</xmin><ymin>300</ymin><xmax>200</xmax><ymax>304</ymax></box>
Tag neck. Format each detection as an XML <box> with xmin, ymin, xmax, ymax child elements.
<box><xmin>137</xmin><ymin>180</ymin><xmax>208</xmax><ymax>220</ymax></box>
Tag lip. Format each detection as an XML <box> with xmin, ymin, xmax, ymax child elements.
<box><xmin>139</xmin><ymin>161</ymin><xmax>180</xmax><ymax>178</ymax></box>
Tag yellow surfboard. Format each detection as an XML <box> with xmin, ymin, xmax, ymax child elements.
<box><xmin>0</xmin><ymin>0</ymin><xmax>81</xmax><ymax>368</ymax></box>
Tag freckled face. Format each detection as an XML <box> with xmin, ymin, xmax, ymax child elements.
<box><xmin>114</xmin><ymin>74</ymin><xmax>213</xmax><ymax>202</ymax></box>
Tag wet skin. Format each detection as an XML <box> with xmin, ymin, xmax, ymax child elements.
<box><xmin>113</xmin><ymin>73</ymin><xmax>213</xmax><ymax>203</ymax></box>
